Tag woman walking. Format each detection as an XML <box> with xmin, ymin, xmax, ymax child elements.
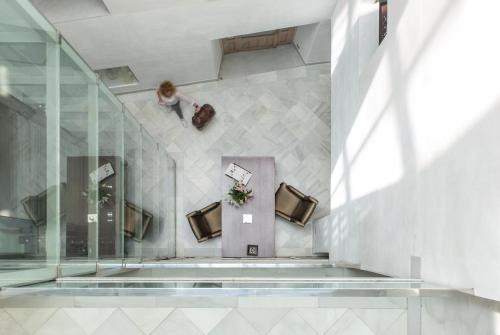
<box><xmin>157</xmin><ymin>81</ymin><xmax>199</xmax><ymax>127</ymax></box>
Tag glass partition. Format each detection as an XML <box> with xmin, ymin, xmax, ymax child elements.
<box><xmin>0</xmin><ymin>0</ymin><xmax>177</xmax><ymax>286</ymax></box>
<box><xmin>140</xmin><ymin>132</ymin><xmax>159</xmax><ymax>260</ymax></box>
<box><xmin>0</xmin><ymin>0</ymin><xmax>59</xmax><ymax>285</ymax></box>
<box><xmin>59</xmin><ymin>38</ymin><xmax>98</xmax><ymax>269</ymax></box>
<box><xmin>123</xmin><ymin>113</ymin><xmax>143</xmax><ymax>260</ymax></box>
<box><xmin>98</xmin><ymin>83</ymin><xmax>125</xmax><ymax>260</ymax></box>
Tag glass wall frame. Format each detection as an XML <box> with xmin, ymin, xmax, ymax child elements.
<box><xmin>122</xmin><ymin>112</ymin><xmax>143</xmax><ymax>262</ymax></box>
<box><xmin>58</xmin><ymin>37</ymin><xmax>99</xmax><ymax>277</ymax></box>
<box><xmin>97</xmin><ymin>81</ymin><xmax>125</xmax><ymax>261</ymax></box>
<box><xmin>0</xmin><ymin>0</ymin><xmax>176</xmax><ymax>287</ymax></box>
<box><xmin>0</xmin><ymin>0</ymin><xmax>60</xmax><ymax>286</ymax></box>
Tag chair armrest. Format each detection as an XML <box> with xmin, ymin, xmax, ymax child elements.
<box><xmin>275</xmin><ymin>210</ymin><xmax>293</xmax><ymax>222</ymax></box>
<box><xmin>287</xmin><ymin>184</ymin><xmax>306</xmax><ymax>199</ymax></box>
<box><xmin>296</xmin><ymin>201</ymin><xmax>318</xmax><ymax>226</ymax></box>
<box><xmin>201</xmin><ymin>201</ymin><xmax>221</xmax><ymax>213</ymax></box>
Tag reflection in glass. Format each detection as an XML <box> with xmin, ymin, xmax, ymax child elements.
<box><xmin>59</xmin><ymin>39</ymin><xmax>97</xmax><ymax>262</ymax></box>
<box><xmin>98</xmin><ymin>84</ymin><xmax>125</xmax><ymax>259</ymax></box>
<box><xmin>123</xmin><ymin>113</ymin><xmax>143</xmax><ymax>260</ymax></box>
<box><xmin>0</xmin><ymin>0</ymin><xmax>177</xmax><ymax>286</ymax></box>
<box><xmin>0</xmin><ymin>0</ymin><xmax>58</xmax><ymax>285</ymax></box>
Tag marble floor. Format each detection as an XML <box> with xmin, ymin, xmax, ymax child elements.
<box><xmin>120</xmin><ymin>63</ymin><xmax>331</xmax><ymax>257</ymax></box>
<box><xmin>219</xmin><ymin>45</ymin><xmax>305</xmax><ymax>79</ymax></box>
<box><xmin>0</xmin><ymin>298</ymin><xmax>408</xmax><ymax>335</ymax></box>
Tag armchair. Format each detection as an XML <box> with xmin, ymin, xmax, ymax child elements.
<box><xmin>275</xmin><ymin>182</ymin><xmax>318</xmax><ymax>227</ymax></box>
<box><xmin>186</xmin><ymin>201</ymin><xmax>222</xmax><ymax>243</ymax></box>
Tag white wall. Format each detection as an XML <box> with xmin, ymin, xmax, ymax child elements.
<box><xmin>330</xmin><ymin>0</ymin><xmax>500</xmax><ymax>301</ymax></box>
<box><xmin>32</xmin><ymin>0</ymin><xmax>336</xmax><ymax>93</ymax></box>
<box><xmin>422</xmin><ymin>293</ymin><xmax>500</xmax><ymax>334</ymax></box>
<box><xmin>210</xmin><ymin>40</ymin><xmax>223</xmax><ymax>79</ymax></box>
<box><xmin>294</xmin><ymin>20</ymin><xmax>331</xmax><ymax>64</ymax></box>
<box><xmin>294</xmin><ymin>24</ymin><xmax>317</xmax><ymax>62</ymax></box>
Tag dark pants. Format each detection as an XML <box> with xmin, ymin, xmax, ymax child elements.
<box><xmin>169</xmin><ymin>102</ymin><xmax>184</xmax><ymax>120</ymax></box>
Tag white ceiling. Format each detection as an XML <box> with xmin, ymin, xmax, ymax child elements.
<box><xmin>31</xmin><ymin>0</ymin><xmax>336</xmax><ymax>93</ymax></box>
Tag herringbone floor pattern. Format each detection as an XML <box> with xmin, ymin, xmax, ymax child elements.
<box><xmin>122</xmin><ymin>64</ymin><xmax>331</xmax><ymax>257</ymax></box>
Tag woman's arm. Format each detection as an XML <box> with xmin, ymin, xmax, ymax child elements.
<box><xmin>177</xmin><ymin>92</ymin><xmax>198</xmax><ymax>108</ymax></box>
<box><xmin>156</xmin><ymin>90</ymin><xmax>165</xmax><ymax>105</ymax></box>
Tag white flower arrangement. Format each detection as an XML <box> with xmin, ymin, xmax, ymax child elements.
<box><xmin>226</xmin><ymin>181</ymin><xmax>253</xmax><ymax>207</ymax></box>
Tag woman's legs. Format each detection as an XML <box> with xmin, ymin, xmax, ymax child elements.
<box><xmin>170</xmin><ymin>102</ymin><xmax>184</xmax><ymax>120</ymax></box>
<box><xmin>169</xmin><ymin>102</ymin><xmax>187</xmax><ymax>127</ymax></box>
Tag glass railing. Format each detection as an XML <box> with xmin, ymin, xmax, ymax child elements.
<box><xmin>0</xmin><ymin>0</ymin><xmax>176</xmax><ymax>287</ymax></box>
<box><xmin>0</xmin><ymin>278</ymin><xmax>490</xmax><ymax>335</ymax></box>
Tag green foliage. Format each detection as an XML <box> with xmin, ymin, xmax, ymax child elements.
<box><xmin>82</xmin><ymin>183</ymin><xmax>113</xmax><ymax>208</ymax></box>
<box><xmin>226</xmin><ymin>181</ymin><xmax>253</xmax><ymax>207</ymax></box>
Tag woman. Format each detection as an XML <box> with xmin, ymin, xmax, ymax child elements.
<box><xmin>156</xmin><ymin>81</ymin><xmax>199</xmax><ymax>128</ymax></box>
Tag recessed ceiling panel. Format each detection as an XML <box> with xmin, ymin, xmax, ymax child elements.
<box><xmin>30</xmin><ymin>0</ymin><xmax>110</xmax><ymax>23</ymax></box>
<box><xmin>96</xmin><ymin>66</ymin><xmax>139</xmax><ymax>89</ymax></box>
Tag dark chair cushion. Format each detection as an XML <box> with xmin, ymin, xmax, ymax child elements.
<box><xmin>275</xmin><ymin>183</ymin><xmax>301</xmax><ymax>216</ymax></box>
<box><xmin>275</xmin><ymin>182</ymin><xmax>318</xmax><ymax>227</ymax></box>
<box><xmin>21</xmin><ymin>184</ymin><xmax>66</xmax><ymax>226</ymax></box>
<box><xmin>124</xmin><ymin>201</ymin><xmax>153</xmax><ymax>241</ymax></box>
<box><xmin>204</xmin><ymin>203</ymin><xmax>221</xmax><ymax>235</ymax></box>
<box><xmin>186</xmin><ymin>201</ymin><xmax>222</xmax><ymax>243</ymax></box>
<box><xmin>291</xmin><ymin>199</ymin><xmax>318</xmax><ymax>226</ymax></box>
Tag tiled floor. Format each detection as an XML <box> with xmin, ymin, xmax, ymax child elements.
<box><xmin>3</xmin><ymin>292</ymin><xmax>498</xmax><ymax>334</ymax></box>
<box><xmin>0</xmin><ymin>298</ymin><xmax>407</xmax><ymax>335</ymax></box>
<box><xmin>120</xmin><ymin>63</ymin><xmax>331</xmax><ymax>257</ymax></box>
<box><xmin>219</xmin><ymin>45</ymin><xmax>304</xmax><ymax>79</ymax></box>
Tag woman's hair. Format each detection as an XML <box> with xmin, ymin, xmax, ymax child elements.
<box><xmin>159</xmin><ymin>81</ymin><xmax>176</xmax><ymax>96</ymax></box>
